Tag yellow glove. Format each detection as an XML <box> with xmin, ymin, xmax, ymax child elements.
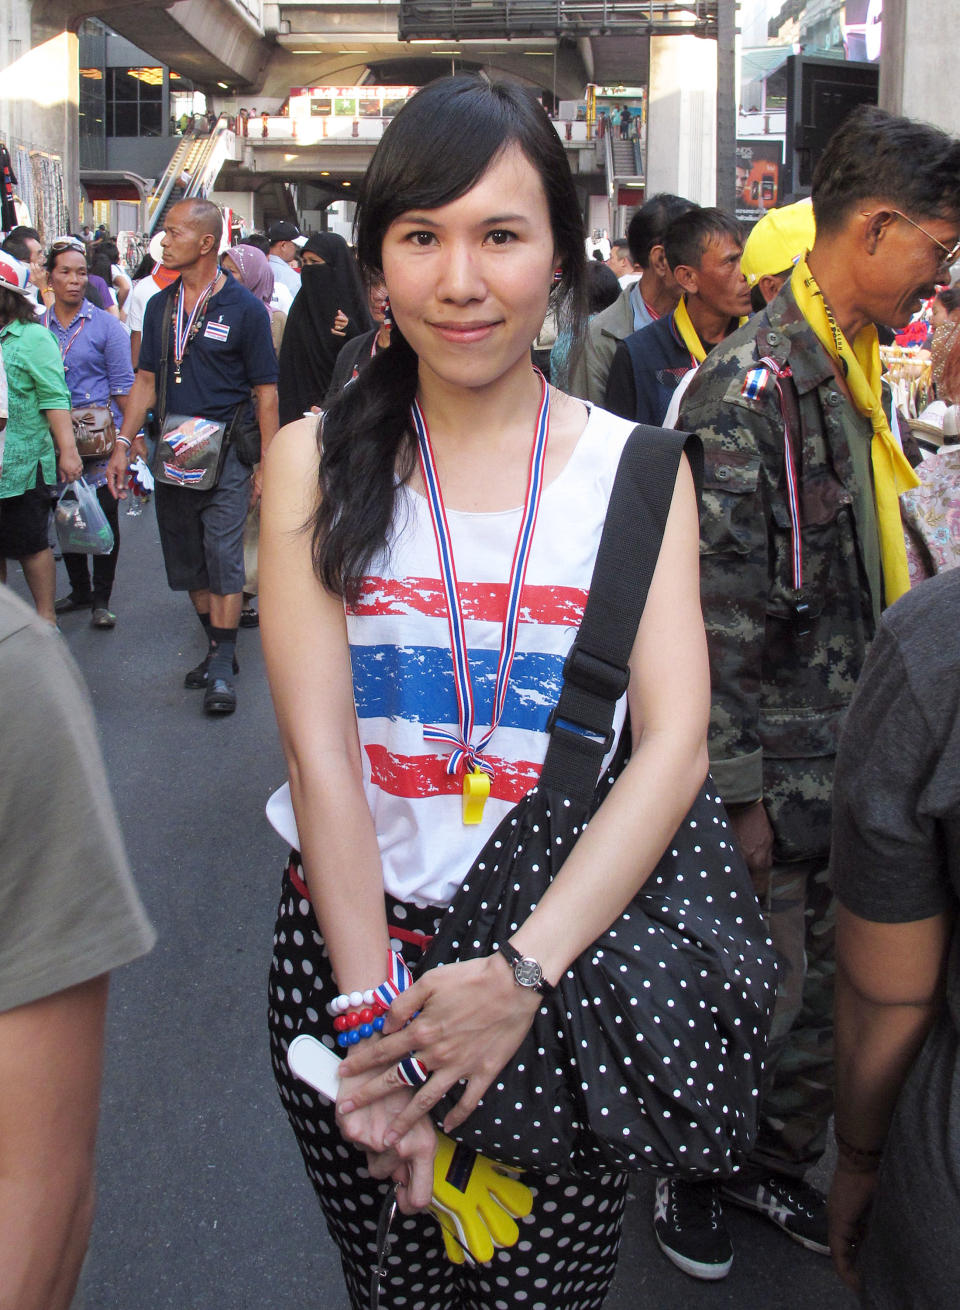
<box><xmin>430</xmin><ymin>1133</ymin><xmax>534</xmax><ymax>1265</ymax></box>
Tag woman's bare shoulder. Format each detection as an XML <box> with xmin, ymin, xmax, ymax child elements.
<box><xmin>267</xmin><ymin>415</ymin><xmax>322</xmax><ymax>472</ymax></box>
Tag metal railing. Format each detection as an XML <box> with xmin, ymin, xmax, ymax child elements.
<box><xmin>398</xmin><ymin>1</ymin><xmax>718</xmax><ymax>39</ymax></box>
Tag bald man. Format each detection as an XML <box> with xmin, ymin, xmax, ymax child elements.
<box><xmin>106</xmin><ymin>200</ymin><xmax>279</xmax><ymax>716</ymax></box>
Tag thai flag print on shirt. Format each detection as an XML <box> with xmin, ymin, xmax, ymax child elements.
<box><xmin>344</xmin><ymin>404</ymin><xmax>636</xmax><ymax>908</ymax></box>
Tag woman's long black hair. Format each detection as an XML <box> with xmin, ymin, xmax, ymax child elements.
<box><xmin>311</xmin><ymin>75</ymin><xmax>588</xmax><ymax>597</ymax></box>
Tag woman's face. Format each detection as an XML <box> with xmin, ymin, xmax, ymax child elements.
<box><xmin>380</xmin><ymin>144</ymin><xmax>557</xmax><ymax>394</ymax></box>
<box><xmin>300</xmin><ymin>250</ymin><xmax>325</xmax><ymax>266</ymax></box>
<box><xmin>221</xmin><ymin>254</ymin><xmax>240</xmax><ymax>280</ymax></box>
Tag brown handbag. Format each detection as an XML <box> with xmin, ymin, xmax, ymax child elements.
<box><xmin>71</xmin><ymin>404</ymin><xmax>116</xmax><ymax>457</ymax></box>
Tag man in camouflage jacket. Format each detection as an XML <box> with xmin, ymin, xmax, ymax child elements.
<box><xmin>650</xmin><ymin>106</ymin><xmax>960</xmax><ymax>1282</ymax></box>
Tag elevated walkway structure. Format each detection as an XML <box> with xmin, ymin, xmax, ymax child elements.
<box><xmin>397</xmin><ymin>1</ymin><xmax>718</xmax><ymax>39</ymax></box>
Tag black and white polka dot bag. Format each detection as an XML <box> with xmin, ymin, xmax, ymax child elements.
<box><xmin>418</xmin><ymin>428</ymin><xmax>777</xmax><ymax>1181</ymax></box>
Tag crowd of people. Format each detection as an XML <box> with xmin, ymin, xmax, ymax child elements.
<box><xmin>1</xmin><ymin>73</ymin><xmax>958</xmax><ymax>1310</ymax></box>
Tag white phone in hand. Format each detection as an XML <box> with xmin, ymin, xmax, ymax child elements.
<box><xmin>287</xmin><ymin>1034</ymin><xmax>342</xmax><ymax>1101</ymax></box>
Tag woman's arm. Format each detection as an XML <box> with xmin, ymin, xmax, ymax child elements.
<box><xmin>341</xmin><ymin>456</ymin><xmax>710</xmax><ymax>1134</ymax></box>
<box><xmin>828</xmin><ymin>905</ymin><xmax>951</xmax><ymax>1290</ymax></box>
<box><xmin>259</xmin><ymin>417</ymin><xmax>391</xmax><ymax>995</ymax></box>
<box><xmin>259</xmin><ymin>419</ymin><xmax>437</xmax><ymax>1210</ymax></box>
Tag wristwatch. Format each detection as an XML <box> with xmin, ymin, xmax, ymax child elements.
<box><xmin>498</xmin><ymin>942</ymin><xmax>555</xmax><ymax>996</ymax></box>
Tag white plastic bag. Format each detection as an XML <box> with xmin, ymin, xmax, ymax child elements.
<box><xmin>54</xmin><ymin>478</ymin><xmax>115</xmax><ymax>555</ymax></box>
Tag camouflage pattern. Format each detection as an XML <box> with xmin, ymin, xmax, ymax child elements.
<box><xmin>678</xmin><ymin>279</ymin><xmax>884</xmax><ymax>1177</ymax></box>
<box><xmin>750</xmin><ymin>857</ymin><xmax>835</xmax><ymax>1176</ymax></box>
<box><xmin>679</xmin><ymin>278</ymin><xmax>882</xmax><ymax>865</ymax></box>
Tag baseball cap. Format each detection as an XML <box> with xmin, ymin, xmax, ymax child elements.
<box><xmin>0</xmin><ymin>253</ymin><xmax>32</xmax><ymax>296</ymax></box>
<box><xmin>741</xmin><ymin>199</ymin><xmax>816</xmax><ymax>286</ymax></box>
<box><xmin>268</xmin><ymin>220</ymin><xmax>308</xmax><ymax>248</ymax></box>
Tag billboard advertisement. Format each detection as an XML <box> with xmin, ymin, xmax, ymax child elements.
<box><xmin>736</xmin><ymin>139</ymin><xmax>784</xmax><ymax>224</ymax></box>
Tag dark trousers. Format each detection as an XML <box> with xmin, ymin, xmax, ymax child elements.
<box><xmin>63</xmin><ymin>481</ymin><xmax>120</xmax><ymax>607</ymax></box>
<box><xmin>268</xmin><ymin>862</ymin><xmax>629</xmax><ymax>1310</ymax></box>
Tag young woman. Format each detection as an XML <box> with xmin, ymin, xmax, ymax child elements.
<box><xmin>260</xmin><ymin>76</ymin><xmax>709</xmax><ymax>1310</ymax></box>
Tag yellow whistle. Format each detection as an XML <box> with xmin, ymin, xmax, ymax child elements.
<box><xmin>462</xmin><ymin>768</ymin><xmax>490</xmax><ymax>825</ymax></box>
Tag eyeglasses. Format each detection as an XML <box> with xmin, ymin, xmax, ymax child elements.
<box><xmin>863</xmin><ymin>209</ymin><xmax>960</xmax><ymax>268</ymax></box>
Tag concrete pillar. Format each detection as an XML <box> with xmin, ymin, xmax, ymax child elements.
<box><xmin>645</xmin><ymin>34</ymin><xmax>717</xmax><ymax>206</ymax></box>
<box><xmin>880</xmin><ymin>0</ymin><xmax>960</xmax><ymax>138</ymax></box>
<box><xmin>0</xmin><ymin>1</ymin><xmax>79</xmax><ymax>235</ymax></box>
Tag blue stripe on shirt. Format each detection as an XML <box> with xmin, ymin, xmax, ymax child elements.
<box><xmin>349</xmin><ymin>644</ymin><xmax>565</xmax><ymax>734</ymax></box>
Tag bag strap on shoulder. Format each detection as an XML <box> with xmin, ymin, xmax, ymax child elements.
<box><xmin>538</xmin><ymin>425</ymin><xmax>703</xmax><ymax>802</ymax></box>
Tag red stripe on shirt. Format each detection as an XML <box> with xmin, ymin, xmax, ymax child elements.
<box><xmin>365</xmin><ymin>745</ymin><xmax>542</xmax><ymax>802</ymax></box>
<box><xmin>347</xmin><ymin>576</ymin><xmax>587</xmax><ymax>626</ymax></box>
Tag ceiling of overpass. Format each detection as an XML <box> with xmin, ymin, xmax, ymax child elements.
<box><xmin>97</xmin><ymin>0</ymin><xmax>652</xmax><ymax>96</ymax></box>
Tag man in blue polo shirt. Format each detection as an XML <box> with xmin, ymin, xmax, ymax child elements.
<box><xmin>106</xmin><ymin>199</ymin><xmax>279</xmax><ymax>716</ymax></box>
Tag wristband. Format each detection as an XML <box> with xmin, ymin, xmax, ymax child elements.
<box><xmin>116</xmin><ymin>435</ymin><xmax>132</xmax><ymax>449</ymax></box>
<box><xmin>835</xmin><ymin>1129</ymin><xmax>883</xmax><ymax>1172</ymax></box>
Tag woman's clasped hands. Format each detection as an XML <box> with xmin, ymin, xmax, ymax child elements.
<box><xmin>338</xmin><ymin>954</ymin><xmax>542</xmax><ymax>1155</ymax></box>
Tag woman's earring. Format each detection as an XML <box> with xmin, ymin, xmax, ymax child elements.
<box><xmin>382</xmin><ymin>297</ymin><xmax>393</xmax><ymax>328</ymax></box>
<box><xmin>553</xmin><ymin>267</ymin><xmax>563</xmax><ymax>284</ymax></box>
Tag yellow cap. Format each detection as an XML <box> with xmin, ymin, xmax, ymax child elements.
<box><xmin>741</xmin><ymin>199</ymin><xmax>816</xmax><ymax>286</ymax></box>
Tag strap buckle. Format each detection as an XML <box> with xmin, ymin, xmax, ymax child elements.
<box><xmin>561</xmin><ymin>645</ymin><xmax>630</xmax><ymax>701</ymax></box>
<box><xmin>545</xmin><ymin>706</ymin><xmax>615</xmax><ymax>755</ymax></box>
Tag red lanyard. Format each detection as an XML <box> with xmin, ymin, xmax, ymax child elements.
<box><xmin>46</xmin><ymin>309</ymin><xmax>85</xmax><ymax>366</ymax></box>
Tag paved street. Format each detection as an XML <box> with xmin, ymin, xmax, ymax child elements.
<box><xmin>10</xmin><ymin>503</ymin><xmax>855</xmax><ymax>1309</ymax></box>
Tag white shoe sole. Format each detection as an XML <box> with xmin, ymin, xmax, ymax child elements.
<box><xmin>654</xmin><ymin>1230</ymin><xmax>733</xmax><ymax>1281</ymax></box>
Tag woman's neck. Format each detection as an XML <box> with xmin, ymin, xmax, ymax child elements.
<box><xmin>415</xmin><ymin>356</ymin><xmax>544</xmax><ymax>458</ymax></box>
<box><xmin>411</xmin><ymin>357</ymin><xmax>550</xmax><ymax>513</ymax></box>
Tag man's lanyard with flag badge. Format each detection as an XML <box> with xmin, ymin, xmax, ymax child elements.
<box><xmin>173</xmin><ymin>276</ymin><xmax>218</xmax><ymax>383</ymax></box>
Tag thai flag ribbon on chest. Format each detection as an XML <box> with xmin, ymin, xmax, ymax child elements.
<box><xmin>410</xmin><ymin>373</ymin><xmax>550</xmax><ymax>783</ymax></box>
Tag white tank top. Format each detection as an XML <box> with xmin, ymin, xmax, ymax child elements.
<box><xmin>267</xmin><ymin>404</ymin><xmax>636</xmax><ymax>907</ymax></box>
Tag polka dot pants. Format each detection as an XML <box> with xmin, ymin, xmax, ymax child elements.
<box><xmin>268</xmin><ymin>861</ymin><xmax>629</xmax><ymax>1310</ymax></box>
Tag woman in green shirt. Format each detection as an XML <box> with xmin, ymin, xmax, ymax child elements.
<box><xmin>0</xmin><ymin>257</ymin><xmax>79</xmax><ymax>623</ymax></box>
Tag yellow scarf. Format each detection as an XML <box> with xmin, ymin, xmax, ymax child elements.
<box><xmin>673</xmin><ymin>296</ymin><xmax>749</xmax><ymax>365</ymax></box>
<box><xmin>791</xmin><ymin>257</ymin><xmax>918</xmax><ymax>606</ymax></box>
<box><xmin>673</xmin><ymin>296</ymin><xmax>707</xmax><ymax>363</ymax></box>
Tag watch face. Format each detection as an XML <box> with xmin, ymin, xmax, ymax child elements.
<box><xmin>515</xmin><ymin>956</ymin><xmax>543</xmax><ymax>988</ymax></box>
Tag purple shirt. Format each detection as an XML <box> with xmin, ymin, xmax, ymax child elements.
<box><xmin>44</xmin><ymin>299</ymin><xmax>134</xmax><ymax>428</ymax></box>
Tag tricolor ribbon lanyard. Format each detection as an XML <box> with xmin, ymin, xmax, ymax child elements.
<box><xmin>173</xmin><ymin>277</ymin><xmax>217</xmax><ymax>383</ymax></box>
<box><xmin>758</xmin><ymin>354</ymin><xmax>803</xmax><ymax>591</ymax></box>
<box><xmin>46</xmin><ymin>310</ymin><xmax>85</xmax><ymax>373</ymax></box>
<box><xmin>411</xmin><ymin>372</ymin><xmax>550</xmax><ymax>826</ymax></box>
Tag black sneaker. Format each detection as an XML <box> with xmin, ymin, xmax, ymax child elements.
<box><xmin>184</xmin><ymin>651</ymin><xmax>239</xmax><ymax>689</ymax></box>
<box><xmin>721</xmin><ymin>1174</ymin><xmax>829</xmax><ymax>1255</ymax></box>
<box><xmin>653</xmin><ymin>1177</ymin><xmax>733</xmax><ymax>1281</ymax></box>
<box><xmin>54</xmin><ymin>591</ymin><xmax>93</xmax><ymax>615</ymax></box>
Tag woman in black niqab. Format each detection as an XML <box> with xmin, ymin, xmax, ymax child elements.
<box><xmin>277</xmin><ymin>233</ymin><xmax>373</xmax><ymax>424</ymax></box>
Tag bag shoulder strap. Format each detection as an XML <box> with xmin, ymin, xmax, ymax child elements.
<box><xmin>538</xmin><ymin>424</ymin><xmax>703</xmax><ymax>802</ymax></box>
<box><xmin>155</xmin><ymin>278</ymin><xmax>181</xmax><ymax>426</ymax></box>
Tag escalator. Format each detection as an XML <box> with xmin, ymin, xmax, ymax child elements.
<box><xmin>146</xmin><ymin>118</ymin><xmax>233</xmax><ymax>236</ymax></box>
<box><xmin>604</xmin><ymin>128</ymin><xmax>645</xmax><ymax>236</ymax></box>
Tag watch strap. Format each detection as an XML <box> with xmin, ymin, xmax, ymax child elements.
<box><xmin>498</xmin><ymin>941</ymin><xmax>555</xmax><ymax>995</ymax></box>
